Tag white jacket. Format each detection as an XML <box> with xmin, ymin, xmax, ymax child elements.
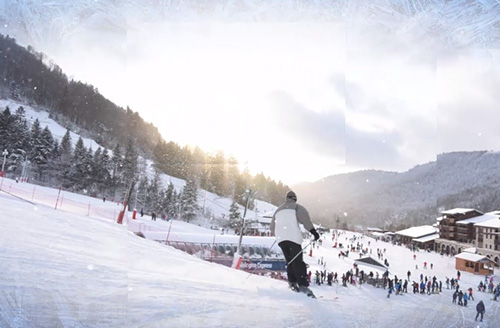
<box><xmin>271</xmin><ymin>199</ymin><xmax>314</xmax><ymax>245</ymax></box>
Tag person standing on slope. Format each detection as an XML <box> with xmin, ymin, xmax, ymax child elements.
<box><xmin>271</xmin><ymin>190</ymin><xmax>319</xmax><ymax>297</ymax></box>
<box><xmin>475</xmin><ymin>300</ymin><xmax>485</xmax><ymax>322</ymax></box>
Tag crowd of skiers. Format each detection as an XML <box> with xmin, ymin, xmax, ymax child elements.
<box><xmin>275</xmin><ymin>216</ymin><xmax>494</xmax><ymax>322</ymax></box>
<box><xmin>378</xmin><ymin>263</ymin><xmax>492</xmax><ymax>323</ymax></box>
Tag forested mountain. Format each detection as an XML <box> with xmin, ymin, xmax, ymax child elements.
<box><xmin>0</xmin><ymin>34</ymin><xmax>161</xmax><ymax>155</ymax></box>
<box><xmin>294</xmin><ymin>151</ymin><xmax>500</xmax><ymax>230</ymax></box>
<box><xmin>0</xmin><ymin>34</ymin><xmax>290</xmax><ymax>211</ymax></box>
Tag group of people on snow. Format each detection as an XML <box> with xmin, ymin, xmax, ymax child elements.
<box><xmin>269</xmin><ymin>190</ymin><xmax>494</xmax><ymax>320</ymax></box>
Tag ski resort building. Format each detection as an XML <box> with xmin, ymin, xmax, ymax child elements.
<box><xmin>437</xmin><ymin>208</ymin><xmax>483</xmax><ymax>242</ymax></box>
<box><xmin>436</xmin><ymin>208</ymin><xmax>500</xmax><ymax>266</ymax></box>
<box><xmin>454</xmin><ymin>252</ymin><xmax>495</xmax><ymax>275</ymax></box>
<box><xmin>394</xmin><ymin>225</ymin><xmax>438</xmax><ymax>249</ymax></box>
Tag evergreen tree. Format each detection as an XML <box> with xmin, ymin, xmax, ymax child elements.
<box><xmin>225</xmin><ymin>156</ymin><xmax>240</xmax><ymax>198</ymax></box>
<box><xmin>163</xmin><ymin>182</ymin><xmax>176</xmax><ymax>218</ymax></box>
<box><xmin>171</xmin><ymin>189</ymin><xmax>180</xmax><ymax>219</ymax></box>
<box><xmin>0</xmin><ymin>107</ymin><xmax>14</xmax><ymax>152</ymax></box>
<box><xmin>6</xmin><ymin>107</ymin><xmax>30</xmax><ymax>176</ymax></box>
<box><xmin>208</xmin><ymin>151</ymin><xmax>226</xmax><ymax>196</ymax></box>
<box><xmin>69</xmin><ymin>137</ymin><xmax>87</xmax><ymax>190</ymax></box>
<box><xmin>229</xmin><ymin>201</ymin><xmax>242</xmax><ymax>230</ymax></box>
<box><xmin>99</xmin><ymin>148</ymin><xmax>112</xmax><ymax>195</ymax></box>
<box><xmin>57</xmin><ymin>129</ymin><xmax>73</xmax><ymax>187</ymax></box>
<box><xmin>82</xmin><ymin>145</ymin><xmax>94</xmax><ymax>191</ymax></box>
<box><xmin>110</xmin><ymin>143</ymin><xmax>123</xmax><ymax>197</ymax></box>
<box><xmin>191</xmin><ymin>146</ymin><xmax>208</xmax><ymax>189</ymax></box>
<box><xmin>180</xmin><ymin>178</ymin><xmax>198</xmax><ymax>222</ymax></box>
<box><xmin>91</xmin><ymin>147</ymin><xmax>104</xmax><ymax>193</ymax></box>
<box><xmin>29</xmin><ymin>120</ymin><xmax>54</xmax><ymax>181</ymax></box>
<box><xmin>135</xmin><ymin>176</ymin><xmax>149</xmax><ymax>211</ymax></box>
<box><xmin>122</xmin><ymin>138</ymin><xmax>138</xmax><ymax>187</ymax></box>
<box><xmin>146</xmin><ymin>173</ymin><xmax>161</xmax><ymax>213</ymax></box>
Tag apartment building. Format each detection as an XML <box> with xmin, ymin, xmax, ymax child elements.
<box><xmin>437</xmin><ymin>208</ymin><xmax>483</xmax><ymax>242</ymax></box>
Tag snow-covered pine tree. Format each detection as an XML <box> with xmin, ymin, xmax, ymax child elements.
<box><xmin>163</xmin><ymin>182</ymin><xmax>176</xmax><ymax>218</ymax></box>
<box><xmin>120</xmin><ymin>139</ymin><xmax>138</xmax><ymax>205</ymax></box>
<box><xmin>95</xmin><ymin>147</ymin><xmax>112</xmax><ymax>197</ymax></box>
<box><xmin>123</xmin><ymin>139</ymin><xmax>138</xmax><ymax>183</ymax></box>
<box><xmin>38</xmin><ymin>126</ymin><xmax>55</xmax><ymax>180</ymax></box>
<box><xmin>146</xmin><ymin>172</ymin><xmax>161</xmax><ymax>213</ymax></box>
<box><xmin>180</xmin><ymin>178</ymin><xmax>198</xmax><ymax>222</ymax></box>
<box><xmin>29</xmin><ymin>119</ymin><xmax>54</xmax><ymax>181</ymax></box>
<box><xmin>57</xmin><ymin>129</ymin><xmax>73</xmax><ymax>187</ymax></box>
<box><xmin>81</xmin><ymin>145</ymin><xmax>94</xmax><ymax>191</ymax></box>
<box><xmin>208</xmin><ymin>151</ymin><xmax>226</xmax><ymax>196</ymax></box>
<box><xmin>229</xmin><ymin>201</ymin><xmax>241</xmax><ymax>230</ymax></box>
<box><xmin>99</xmin><ymin>148</ymin><xmax>112</xmax><ymax>187</ymax></box>
<box><xmin>91</xmin><ymin>147</ymin><xmax>103</xmax><ymax>194</ymax></box>
<box><xmin>5</xmin><ymin>107</ymin><xmax>30</xmax><ymax>177</ymax></box>
<box><xmin>134</xmin><ymin>176</ymin><xmax>148</xmax><ymax>211</ymax></box>
<box><xmin>110</xmin><ymin>143</ymin><xmax>123</xmax><ymax>197</ymax></box>
<box><xmin>69</xmin><ymin>137</ymin><xmax>87</xmax><ymax>190</ymax></box>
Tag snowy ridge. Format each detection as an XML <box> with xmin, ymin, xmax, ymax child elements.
<box><xmin>296</xmin><ymin>150</ymin><xmax>500</xmax><ymax>227</ymax></box>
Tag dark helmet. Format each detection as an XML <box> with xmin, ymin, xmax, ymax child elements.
<box><xmin>286</xmin><ymin>190</ymin><xmax>297</xmax><ymax>201</ymax></box>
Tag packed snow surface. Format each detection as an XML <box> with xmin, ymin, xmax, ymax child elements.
<box><xmin>1</xmin><ymin>177</ymin><xmax>499</xmax><ymax>327</ymax></box>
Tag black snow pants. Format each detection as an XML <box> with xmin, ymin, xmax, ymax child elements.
<box><xmin>279</xmin><ymin>240</ymin><xmax>309</xmax><ymax>287</ymax></box>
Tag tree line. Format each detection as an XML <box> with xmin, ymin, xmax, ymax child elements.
<box><xmin>0</xmin><ymin>105</ymin><xmax>201</xmax><ymax>220</ymax></box>
<box><xmin>0</xmin><ymin>105</ymin><xmax>289</xmax><ymax>224</ymax></box>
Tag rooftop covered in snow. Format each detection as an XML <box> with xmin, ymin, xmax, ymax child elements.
<box><xmin>456</xmin><ymin>213</ymin><xmax>499</xmax><ymax>225</ymax></box>
<box><xmin>441</xmin><ymin>208</ymin><xmax>477</xmax><ymax>215</ymax></box>
<box><xmin>454</xmin><ymin>252</ymin><xmax>492</xmax><ymax>263</ymax></box>
<box><xmin>412</xmin><ymin>233</ymin><xmax>439</xmax><ymax>243</ymax></box>
<box><xmin>474</xmin><ymin>217</ymin><xmax>500</xmax><ymax>229</ymax></box>
<box><xmin>395</xmin><ymin>225</ymin><xmax>438</xmax><ymax>238</ymax></box>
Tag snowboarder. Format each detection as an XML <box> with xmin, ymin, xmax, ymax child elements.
<box><xmin>475</xmin><ymin>300</ymin><xmax>485</xmax><ymax>322</ymax></box>
<box><xmin>271</xmin><ymin>191</ymin><xmax>319</xmax><ymax>298</ymax></box>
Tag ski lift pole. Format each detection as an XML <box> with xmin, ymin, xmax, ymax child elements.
<box><xmin>233</xmin><ymin>189</ymin><xmax>254</xmax><ymax>269</ymax></box>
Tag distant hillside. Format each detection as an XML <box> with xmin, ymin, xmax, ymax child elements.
<box><xmin>294</xmin><ymin>151</ymin><xmax>500</xmax><ymax>229</ymax></box>
<box><xmin>0</xmin><ymin>33</ymin><xmax>162</xmax><ymax>157</ymax></box>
